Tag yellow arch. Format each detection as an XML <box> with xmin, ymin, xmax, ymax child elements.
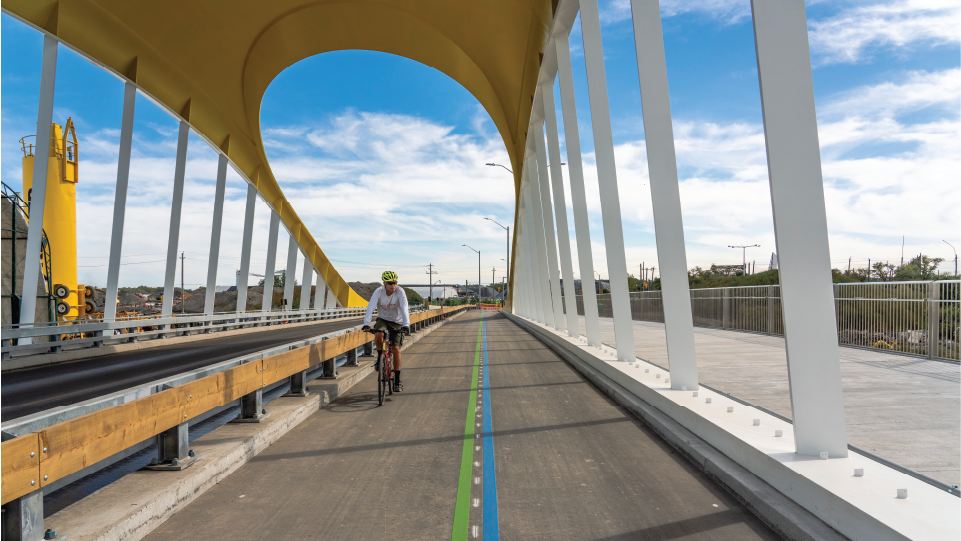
<box><xmin>2</xmin><ymin>0</ymin><xmax>554</xmax><ymax>306</ymax></box>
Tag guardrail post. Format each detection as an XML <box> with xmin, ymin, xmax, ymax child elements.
<box><xmin>362</xmin><ymin>341</ymin><xmax>373</xmax><ymax>357</ymax></box>
<box><xmin>2</xmin><ymin>488</ymin><xmax>44</xmax><ymax>541</ymax></box>
<box><xmin>321</xmin><ymin>355</ymin><xmax>338</xmax><ymax>379</ymax></box>
<box><xmin>722</xmin><ymin>289</ymin><xmax>730</xmax><ymax>329</ymax></box>
<box><xmin>928</xmin><ymin>281</ymin><xmax>939</xmax><ymax>359</ymax></box>
<box><xmin>767</xmin><ymin>286</ymin><xmax>776</xmax><ymax>335</ymax></box>
<box><xmin>147</xmin><ymin>421</ymin><xmax>198</xmax><ymax>470</ymax></box>
<box><xmin>345</xmin><ymin>347</ymin><xmax>359</xmax><ymax>367</ymax></box>
<box><xmin>285</xmin><ymin>370</ymin><xmax>309</xmax><ymax>397</ymax></box>
<box><xmin>92</xmin><ymin>329</ymin><xmax>104</xmax><ymax>348</ymax></box>
<box><xmin>232</xmin><ymin>389</ymin><xmax>267</xmax><ymax>423</ymax></box>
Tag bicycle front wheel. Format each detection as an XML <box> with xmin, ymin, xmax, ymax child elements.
<box><xmin>378</xmin><ymin>352</ymin><xmax>386</xmax><ymax>406</ymax></box>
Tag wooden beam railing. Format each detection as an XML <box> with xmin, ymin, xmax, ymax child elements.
<box><xmin>1</xmin><ymin>305</ymin><xmax>469</xmax><ymax>505</ymax></box>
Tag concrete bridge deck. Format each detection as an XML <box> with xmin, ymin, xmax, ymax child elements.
<box><xmin>144</xmin><ymin>310</ymin><xmax>780</xmax><ymax>540</ymax></box>
<box><xmin>580</xmin><ymin>316</ymin><xmax>960</xmax><ymax>486</ymax></box>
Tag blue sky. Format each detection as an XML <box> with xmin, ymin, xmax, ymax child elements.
<box><xmin>2</xmin><ymin>0</ymin><xmax>959</xmax><ymax>289</ymax></box>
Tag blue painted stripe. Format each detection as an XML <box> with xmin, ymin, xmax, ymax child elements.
<box><xmin>481</xmin><ymin>312</ymin><xmax>500</xmax><ymax>540</ymax></box>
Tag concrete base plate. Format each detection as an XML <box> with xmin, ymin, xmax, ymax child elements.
<box><xmin>282</xmin><ymin>391</ymin><xmax>310</xmax><ymax>398</ymax></box>
<box><xmin>143</xmin><ymin>454</ymin><xmax>202</xmax><ymax>471</ymax></box>
<box><xmin>229</xmin><ymin>413</ymin><xmax>272</xmax><ymax>424</ymax></box>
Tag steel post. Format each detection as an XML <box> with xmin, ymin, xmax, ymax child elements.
<box><xmin>300</xmin><ymin>255</ymin><xmax>313</xmax><ymax>317</ymax></box>
<box><xmin>1</xmin><ymin>488</ymin><xmax>43</xmax><ymax>541</ymax></box>
<box><xmin>928</xmin><ymin>281</ymin><xmax>939</xmax><ymax>359</ymax></box>
<box><xmin>542</xmin><ymin>84</ymin><xmax>581</xmax><ymax>337</ymax></box>
<box><xmin>283</xmin><ymin>234</ymin><xmax>298</xmax><ymax>312</ymax></box>
<box><xmin>630</xmin><ymin>0</ymin><xmax>698</xmax><ymax>388</ymax></box>
<box><xmin>19</xmin><ymin>36</ymin><xmax>58</xmax><ymax>335</ymax></box>
<box><xmin>104</xmin><ymin>82</ymin><xmax>138</xmax><ymax>321</ymax></box>
<box><xmin>162</xmin><ymin>121</ymin><xmax>189</xmax><ymax>318</ymax></box>
<box><xmin>235</xmin><ymin>389</ymin><xmax>264</xmax><ymax>421</ymax></box>
<box><xmin>157</xmin><ymin>422</ymin><xmax>189</xmax><ymax>463</ymax></box>
<box><xmin>286</xmin><ymin>370</ymin><xmax>309</xmax><ymax>396</ymax></box>
<box><xmin>236</xmin><ymin>184</ymin><xmax>258</xmax><ymax>315</ymax></box>
<box><xmin>532</xmin><ymin>121</ymin><xmax>566</xmax><ymax>332</ymax></box>
<box><xmin>752</xmin><ymin>0</ymin><xmax>847</xmax><ymax>457</ymax></box>
<box><xmin>346</xmin><ymin>347</ymin><xmax>359</xmax><ymax>367</ymax></box>
<box><xmin>204</xmin><ymin>154</ymin><xmax>229</xmax><ymax>316</ymax></box>
<box><xmin>262</xmin><ymin>210</ymin><xmax>281</xmax><ymax>314</ymax></box>
<box><xmin>556</xmin><ymin>34</ymin><xmax>602</xmax><ymax>346</ymax></box>
<box><xmin>579</xmin><ymin>0</ymin><xmax>637</xmax><ymax>361</ymax></box>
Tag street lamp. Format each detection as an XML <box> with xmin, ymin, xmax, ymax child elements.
<box><xmin>945</xmin><ymin>240</ymin><xmax>958</xmax><ymax>276</ymax></box>
<box><xmin>484</xmin><ymin>217</ymin><xmax>510</xmax><ymax>299</ymax></box>
<box><xmin>729</xmin><ymin>244</ymin><xmax>760</xmax><ymax>274</ymax></box>
<box><xmin>463</xmin><ymin>244</ymin><xmax>480</xmax><ymax>307</ymax></box>
<box><xmin>485</xmin><ymin>163</ymin><xmax>513</xmax><ymax>174</ymax></box>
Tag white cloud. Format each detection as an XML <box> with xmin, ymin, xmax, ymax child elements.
<box><xmin>808</xmin><ymin>0</ymin><xmax>961</xmax><ymax>65</ymax></box>
<box><xmin>600</xmin><ymin>0</ymin><xmax>750</xmax><ymax>24</ymax></box>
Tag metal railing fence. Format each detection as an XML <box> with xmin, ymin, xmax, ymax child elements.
<box><xmin>1</xmin><ymin>304</ymin><xmax>429</xmax><ymax>359</ymax></box>
<box><xmin>574</xmin><ymin>280</ymin><xmax>960</xmax><ymax>361</ymax></box>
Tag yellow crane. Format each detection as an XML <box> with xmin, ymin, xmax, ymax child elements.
<box><xmin>21</xmin><ymin>119</ymin><xmax>93</xmax><ymax>320</ymax></box>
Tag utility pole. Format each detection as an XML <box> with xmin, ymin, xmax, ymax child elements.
<box><xmin>426</xmin><ymin>263</ymin><xmax>438</xmax><ymax>305</ymax></box>
<box><xmin>729</xmin><ymin>244</ymin><xmax>760</xmax><ymax>274</ymax></box>
<box><xmin>492</xmin><ymin>267</ymin><xmax>496</xmax><ymax>290</ymax></box>
<box><xmin>180</xmin><ymin>251</ymin><xmax>185</xmax><ymax>314</ymax></box>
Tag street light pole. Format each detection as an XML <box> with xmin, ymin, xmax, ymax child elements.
<box><xmin>945</xmin><ymin>240</ymin><xmax>958</xmax><ymax>276</ymax></box>
<box><xmin>484</xmin><ymin>217</ymin><xmax>510</xmax><ymax>298</ymax></box>
<box><xmin>464</xmin><ymin>244</ymin><xmax>480</xmax><ymax>307</ymax></box>
<box><xmin>729</xmin><ymin>244</ymin><xmax>760</xmax><ymax>274</ymax></box>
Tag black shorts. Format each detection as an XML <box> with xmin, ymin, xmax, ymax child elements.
<box><xmin>373</xmin><ymin>317</ymin><xmax>405</xmax><ymax>347</ymax></box>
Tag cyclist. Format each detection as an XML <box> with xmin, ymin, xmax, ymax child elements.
<box><xmin>361</xmin><ymin>271</ymin><xmax>411</xmax><ymax>392</ymax></box>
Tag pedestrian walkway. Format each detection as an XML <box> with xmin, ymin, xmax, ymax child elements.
<box><xmin>146</xmin><ymin>311</ymin><xmax>779</xmax><ymax>540</ymax></box>
<box><xmin>579</xmin><ymin>316</ymin><xmax>960</xmax><ymax>485</ymax></box>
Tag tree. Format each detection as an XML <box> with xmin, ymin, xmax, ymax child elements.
<box><xmin>258</xmin><ymin>272</ymin><xmax>296</xmax><ymax>289</ymax></box>
<box><xmin>895</xmin><ymin>255</ymin><xmax>944</xmax><ymax>280</ymax></box>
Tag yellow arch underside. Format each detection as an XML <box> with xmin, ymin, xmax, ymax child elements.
<box><xmin>2</xmin><ymin>0</ymin><xmax>554</xmax><ymax>307</ymax></box>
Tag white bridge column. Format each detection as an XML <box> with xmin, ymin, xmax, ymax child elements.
<box><xmin>203</xmin><ymin>154</ymin><xmax>228</xmax><ymax>315</ymax></box>
<box><xmin>19</xmin><ymin>35</ymin><xmax>58</xmax><ymax>334</ymax></box>
<box><xmin>556</xmin><ymin>33</ymin><xmax>602</xmax><ymax>347</ymax></box>
<box><xmin>521</xmin><ymin>176</ymin><xmax>544</xmax><ymax>323</ymax></box>
<box><xmin>104</xmin><ymin>82</ymin><xmax>138</xmax><ymax>321</ymax></box>
<box><xmin>579</xmin><ymin>0</ymin><xmax>637</xmax><ymax>361</ymax></box>
<box><xmin>752</xmin><ymin>0</ymin><xmax>847</xmax><ymax>457</ymax></box>
<box><xmin>542</xmin><ymin>83</ymin><xmax>580</xmax><ymax>337</ymax></box>
<box><xmin>313</xmin><ymin>270</ymin><xmax>327</xmax><ymax>309</ymax></box>
<box><xmin>261</xmin><ymin>210</ymin><xmax>280</xmax><ymax>314</ymax></box>
<box><xmin>630</xmin><ymin>0</ymin><xmax>698</xmax><ymax>389</ymax></box>
<box><xmin>517</xmin><ymin>199</ymin><xmax>535</xmax><ymax>319</ymax></box>
<box><xmin>324</xmin><ymin>273</ymin><xmax>338</xmax><ymax>309</ymax></box>
<box><xmin>532</xmin><ymin>121</ymin><xmax>567</xmax><ymax>332</ymax></box>
<box><xmin>300</xmin><ymin>253</ymin><xmax>313</xmax><ymax>312</ymax></box>
<box><xmin>524</xmin><ymin>157</ymin><xmax>554</xmax><ymax>327</ymax></box>
<box><xmin>236</xmin><ymin>184</ymin><xmax>258</xmax><ymax>314</ymax></box>
<box><xmin>162</xmin><ymin>121</ymin><xmax>189</xmax><ymax>318</ymax></box>
<box><xmin>283</xmin><ymin>234</ymin><xmax>298</xmax><ymax>311</ymax></box>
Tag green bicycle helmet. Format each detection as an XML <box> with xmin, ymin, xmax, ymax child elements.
<box><xmin>382</xmin><ymin>270</ymin><xmax>398</xmax><ymax>282</ymax></box>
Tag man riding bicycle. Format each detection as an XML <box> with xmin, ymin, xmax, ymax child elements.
<box><xmin>362</xmin><ymin>271</ymin><xmax>411</xmax><ymax>392</ymax></box>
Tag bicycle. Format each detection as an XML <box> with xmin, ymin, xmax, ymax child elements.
<box><xmin>366</xmin><ymin>327</ymin><xmax>405</xmax><ymax>406</ymax></box>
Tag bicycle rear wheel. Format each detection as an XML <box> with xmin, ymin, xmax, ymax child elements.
<box><xmin>378</xmin><ymin>351</ymin><xmax>387</xmax><ymax>406</ymax></box>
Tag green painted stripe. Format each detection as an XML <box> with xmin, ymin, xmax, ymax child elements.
<box><xmin>452</xmin><ymin>319</ymin><xmax>483</xmax><ymax>540</ymax></box>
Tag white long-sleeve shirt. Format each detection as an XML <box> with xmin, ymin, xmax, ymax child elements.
<box><xmin>364</xmin><ymin>286</ymin><xmax>411</xmax><ymax>327</ymax></box>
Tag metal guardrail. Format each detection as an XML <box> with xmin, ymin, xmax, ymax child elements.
<box><xmin>0</xmin><ymin>307</ymin><xmax>371</xmax><ymax>358</ymax></box>
<box><xmin>0</xmin><ymin>305</ymin><xmax>468</xmax><ymax>508</ymax></box>
<box><xmin>575</xmin><ymin>280</ymin><xmax>960</xmax><ymax>362</ymax></box>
